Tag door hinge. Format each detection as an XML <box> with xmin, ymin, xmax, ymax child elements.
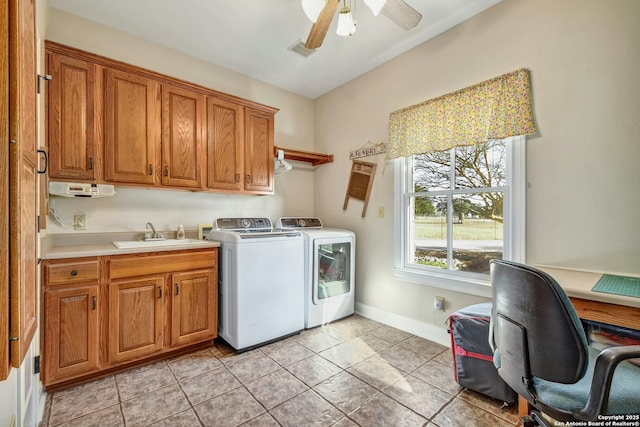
<box><xmin>37</xmin><ymin>215</ymin><xmax>41</xmax><ymax>233</ymax></box>
<box><xmin>9</xmin><ymin>337</ymin><xmax>18</xmax><ymax>342</ymax></box>
<box><xmin>37</xmin><ymin>74</ymin><xmax>52</xmax><ymax>94</ymax></box>
<box><xmin>34</xmin><ymin>356</ymin><xmax>40</xmax><ymax>374</ymax></box>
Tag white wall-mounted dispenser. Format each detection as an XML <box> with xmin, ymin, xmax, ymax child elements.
<box><xmin>49</xmin><ymin>181</ymin><xmax>116</xmax><ymax>198</ymax></box>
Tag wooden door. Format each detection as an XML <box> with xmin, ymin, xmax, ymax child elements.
<box><xmin>206</xmin><ymin>97</ymin><xmax>243</xmax><ymax>191</ymax></box>
<box><xmin>43</xmin><ymin>284</ymin><xmax>99</xmax><ymax>385</ymax></box>
<box><xmin>0</xmin><ymin>0</ymin><xmax>10</xmax><ymax>380</ymax></box>
<box><xmin>171</xmin><ymin>269</ymin><xmax>217</xmax><ymax>347</ymax></box>
<box><xmin>109</xmin><ymin>276</ymin><xmax>164</xmax><ymax>364</ymax></box>
<box><xmin>47</xmin><ymin>52</ymin><xmax>97</xmax><ymax>180</ymax></box>
<box><xmin>104</xmin><ymin>68</ymin><xmax>160</xmax><ymax>185</ymax></box>
<box><xmin>244</xmin><ymin>107</ymin><xmax>274</xmax><ymax>194</ymax></box>
<box><xmin>8</xmin><ymin>0</ymin><xmax>38</xmax><ymax>369</ymax></box>
<box><xmin>161</xmin><ymin>84</ymin><xmax>203</xmax><ymax>188</ymax></box>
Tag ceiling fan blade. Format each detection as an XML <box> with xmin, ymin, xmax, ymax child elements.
<box><xmin>381</xmin><ymin>0</ymin><xmax>422</xmax><ymax>30</ymax></box>
<box><xmin>305</xmin><ymin>0</ymin><xmax>340</xmax><ymax>50</ymax></box>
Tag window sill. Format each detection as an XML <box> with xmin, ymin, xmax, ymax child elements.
<box><xmin>392</xmin><ymin>267</ymin><xmax>492</xmax><ymax>298</ymax></box>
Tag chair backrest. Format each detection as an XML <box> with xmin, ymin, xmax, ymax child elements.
<box><xmin>490</xmin><ymin>260</ymin><xmax>589</xmax><ymax>398</ymax></box>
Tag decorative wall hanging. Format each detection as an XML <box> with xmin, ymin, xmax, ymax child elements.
<box><xmin>343</xmin><ymin>160</ymin><xmax>376</xmax><ymax>217</ymax></box>
<box><xmin>349</xmin><ymin>142</ymin><xmax>388</xmax><ymax>160</ymax></box>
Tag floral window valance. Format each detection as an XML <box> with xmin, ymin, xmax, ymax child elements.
<box><xmin>386</xmin><ymin>68</ymin><xmax>536</xmax><ymax>160</ymax></box>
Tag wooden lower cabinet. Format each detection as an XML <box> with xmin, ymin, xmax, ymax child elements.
<box><xmin>109</xmin><ymin>276</ymin><xmax>165</xmax><ymax>364</ymax></box>
<box><xmin>42</xmin><ymin>248</ymin><xmax>218</xmax><ymax>389</ymax></box>
<box><xmin>171</xmin><ymin>269</ymin><xmax>217</xmax><ymax>346</ymax></box>
<box><xmin>43</xmin><ymin>283</ymin><xmax>99</xmax><ymax>384</ymax></box>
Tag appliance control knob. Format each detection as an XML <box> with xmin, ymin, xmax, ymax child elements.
<box><xmin>241</xmin><ymin>219</ymin><xmax>251</xmax><ymax>228</ymax></box>
<box><xmin>298</xmin><ymin>219</ymin><xmax>306</xmax><ymax>227</ymax></box>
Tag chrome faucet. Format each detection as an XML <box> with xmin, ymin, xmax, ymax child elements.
<box><xmin>145</xmin><ymin>222</ymin><xmax>164</xmax><ymax>240</ymax></box>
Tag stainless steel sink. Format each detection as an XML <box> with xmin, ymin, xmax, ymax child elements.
<box><xmin>113</xmin><ymin>239</ymin><xmax>204</xmax><ymax>249</ymax></box>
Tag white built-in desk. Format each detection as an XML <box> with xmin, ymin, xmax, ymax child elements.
<box><xmin>537</xmin><ymin>265</ymin><xmax>640</xmax><ymax>330</ymax></box>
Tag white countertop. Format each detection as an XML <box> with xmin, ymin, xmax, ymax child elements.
<box><xmin>537</xmin><ymin>265</ymin><xmax>640</xmax><ymax>309</ymax></box>
<box><xmin>41</xmin><ymin>232</ymin><xmax>220</xmax><ymax>259</ymax></box>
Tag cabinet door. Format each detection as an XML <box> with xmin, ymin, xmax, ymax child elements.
<box><xmin>161</xmin><ymin>85</ymin><xmax>204</xmax><ymax>188</ymax></box>
<box><xmin>104</xmin><ymin>68</ymin><xmax>160</xmax><ymax>185</ymax></box>
<box><xmin>244</xmin><ymin>107</ymin><xmax>274</xmax><ymax>194</ymax></box>
<box><xmin>171</xmin><ymin>269</ymin><xmax>217</xmax><ymax>347</ymax></box>
<box><xmin>206</xmin><ymin>97</ymin><xmax>244</xmax><ymax>191</ymax></box>
<box><xmin>8</xmin><ymin>0</ymin><xmax>38</xmax><ymax>370</ymax></box>
<box><xmin>47</xmin><ymin>52</ymin><xmax>97</xmax><ymax>180</ymax></box>
<box><xmin>109</xmin><ymin>276</ymin><xmax>164</xmax><ymax>364</ymax></box>
<box><xmin>43</xmin><ymin>284</ymin><xmax>99</xmax><ymax>385</ymax></box>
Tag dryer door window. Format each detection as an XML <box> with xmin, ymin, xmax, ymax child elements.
<box><xmin>313</xmin><ymin>240</ymin><xmax>351</xmax><ymax>304</ymax></box>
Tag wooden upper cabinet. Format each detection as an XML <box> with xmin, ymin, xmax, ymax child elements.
<box><xmin>44</xmin><ymin>42</ymin><xmax>279</xmax><ymax>194</ymax></box>
<box><xmin>206</xmin><ymin>97</ymin><xmax>244</xmax><ymax>191</ymax></box>
<box><xmin>104</xmin><ymin>68</ymin><xmax>161</xmax><ymax>185</ymax></box>
<box><xmin>47</xmin><ymin>52</ymin><xmax>98</xmax><ymax>181</ymax></box>
<box><xmin>162</xmin><ymin>85</ymin><xmax>204</xmax><ymax>188</ymax></box>
<box><xmin>245</xmin><ymin>107</ymin><xmax>274</xmax><ymax>194</ymax></box>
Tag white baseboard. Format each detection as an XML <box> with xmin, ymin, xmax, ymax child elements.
<box><xmin>355</xmin><ymin>302</ymin><xmax>451</xmax><ymax>347</ymax></box>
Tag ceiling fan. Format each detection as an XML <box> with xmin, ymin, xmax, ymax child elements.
<box><xmin>302</xmin><ymin>0</ymin><xmax>422</xmax><ymax>50</ymax></box>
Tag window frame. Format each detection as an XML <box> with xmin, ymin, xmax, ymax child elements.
<box><xmin>393</xmin><ymin>136</ymin><xmax>526</xmax><ymax>298</ymax></box>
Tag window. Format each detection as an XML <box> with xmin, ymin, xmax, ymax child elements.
<box><xmin>393</xmin><ymin>137</ymin><xmax>525</xmax><ymax>297</ymax></box>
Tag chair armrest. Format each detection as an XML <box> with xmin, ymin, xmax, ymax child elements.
<box><xmin>572</xmin><ymin>345</ymin><xmax>640</xmax><ymax>420</ymax></box>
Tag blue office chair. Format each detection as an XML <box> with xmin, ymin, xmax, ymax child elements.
<box><xmin>489</xmin><ymin>260</ymin><xmax>640</xmax><ymax>426</ymax></box>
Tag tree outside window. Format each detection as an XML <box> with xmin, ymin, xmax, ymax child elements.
<box><xmin>407</xmin><ymin>140</ymin><xmax>507</xmax><ymax>275</ymax></box>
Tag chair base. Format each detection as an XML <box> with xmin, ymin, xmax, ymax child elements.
<box><xmin>521</xmin><ymin>411</ymin><xmax>553</xmax><ymax>427</ymax></box>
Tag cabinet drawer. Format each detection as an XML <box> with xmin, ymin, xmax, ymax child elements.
<box><xmin>110</xmin><ymin>249</ymin><xmax>217</xmax><ymax>279</ymax></box>
<box><xmin>46</xmin><ymin>260</ymin><xmax>99</xmax><ymax>285</ymax></box>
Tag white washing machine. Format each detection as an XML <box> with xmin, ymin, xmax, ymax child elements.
<box><xmin>277</xmin><ymin>217</ymin><xmax>355</xmax><ymax>328</ymax></box>
<box><xmin>207</xmin><ymin>218</ymin><xmax>304</xmax><ymax>351</ymax></box>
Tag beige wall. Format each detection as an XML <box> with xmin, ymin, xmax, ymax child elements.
<box><xmin>44</xmin><ymin>8</ymin><xmax>316</xmax><ymax>234</ymax></box>
<box><xmin>313</xmin><ymin>0</ymin><xmax>640</xmax><ymax>333</ymax></box>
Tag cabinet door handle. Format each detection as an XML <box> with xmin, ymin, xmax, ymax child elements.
<box><xmin>149</xmin><ymin>164</ymin><xmax>154</xmax><ymax>176</ymax></box>
<box><xmin>175</xmin><ymin>283</ymin><xmax>179</xmax><ymax>295</ymax></box>
<box><xmin>92</xmin><ymin>296</ymin><xmax>96</xmax><ymax>310</ymax></box>
<box><xmin>246</xmin><ymin>174</ymin><xmax>251</xmax><ymax>184</ymax></box>
<box><xmin>89</xmin><ymin>157</ymin><xmax>94</xmax><ymax>170</ymax></box>
<box><xmin>37</xmin><ymin>149</ymin><xmax>48</xmax><ymax>174</ymax></box>
<box><xmin>165</xmin><ymin>165</ymin><xmax>169</xmax><ymax>177</ymax></box>
<box><xmin>236</xmin><ymin>173</ymin><xmax>240</xmax><ymax>183</ymax></box>
<box><xmin>158</xmin><ymin>286</ymin><xmax>163</xmax><ymax>299</ymax></box>
<box><xmin>70</xmin><ymin>270</ymin><xmax>78</xmax><ymax>276</ymax></box>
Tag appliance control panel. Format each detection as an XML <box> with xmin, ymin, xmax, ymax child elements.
<box><xmin>277</xmin><ymin>217</ymin><xmax>323</xmax><ymax>229</ymax></box>
<box><xmin>215</xmin><ymin>217</ymin><xmax>273</xmax><ymax>231</ymax></box>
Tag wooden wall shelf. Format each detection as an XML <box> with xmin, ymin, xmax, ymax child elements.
<box><xmin>274</xmin><ymin>146</ymin><xmax>334</xmax><ymax>166</ymax></box>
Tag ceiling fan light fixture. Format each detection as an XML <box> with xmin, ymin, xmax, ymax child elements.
<box><xmin>336</xmin><ymin>6</ymin><xmax>356</xmax><ymax>36</ymax></box>
<box><xmin>302</xmin><ymin>0</ymin><xmax>326</xmax><ymax>23</ymax></box>
<box><xmin>363</xmin><ymin>0</ymin><xmax>386</xmax><ymax>16</ymax></box>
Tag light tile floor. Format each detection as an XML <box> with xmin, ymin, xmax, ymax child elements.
<box><xmin>40</xmin><ymin>315</ymin><xmax>519</xmax><ymax>427</ymax></box>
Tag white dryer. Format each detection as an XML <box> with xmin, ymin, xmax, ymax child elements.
<box><xmin>277</xmin><ymin>217</ymin><xmax>355</xmax><ymax>328</ymax></box>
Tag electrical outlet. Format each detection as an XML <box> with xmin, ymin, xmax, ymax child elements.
<box><xmin>434</xmin><ymin>296</ymin><xmax>445</xmax><ymax>311</ymax></box>
<box><xmin>73</xmin><ymin>214</ymin><xmax>86</xmax><ymax>230</ymax></box>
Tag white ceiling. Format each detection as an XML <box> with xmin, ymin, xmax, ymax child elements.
<box><xmin>48</xmin><ymin>0</ymin><xmax>502</xmax><ymax>99</ymax></box>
